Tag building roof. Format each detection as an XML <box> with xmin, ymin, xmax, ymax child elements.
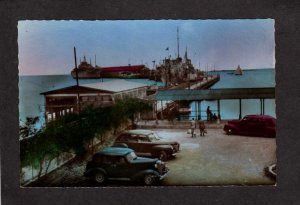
<box><xmin>41</xmin><ymin>79</ymin><xmax>148</xmax><ymax>95</ymax></box>
<box><xmin>100</xmin><ymin>65</ymin><xmax>146</xmax><ymax>73</ymax></box>
<box><xmin>155</xmin><ymin>87</ymin><xmax>275</xmax><ymax>101</ymax></box>
<box><xmin>81</xmin><ymin>79</ymin><xmax>148</xmax><ymax>93</ymax></box>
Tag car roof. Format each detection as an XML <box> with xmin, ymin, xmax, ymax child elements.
<box><xmin>96</xmin><ymin>147</ymin><xmax>133</xmax><ymax>156</ymax></box>
<box><xmin>244</xmin><ymin>115</ymin><xmax>276</xmax><ymax>120</ymax></box>
<box><xmin>124</xmin><ymin>129</ymin><xmax>154</xmax><ymax>135</ymax></box>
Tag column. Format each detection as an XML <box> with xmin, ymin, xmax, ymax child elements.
<box><xmin>239</xmin><ymin>99</ymin><xmax>242</xmax><ymax>120</ymax></box>
<box><xmin>198</xmin><ymin>101</ymin><xmax>201</xmax><ymax>120</ymax></box>
<box><xmin>217</xmin><ymin>99</ymin><xmax>220</xmax><ymax>119</ymax></box>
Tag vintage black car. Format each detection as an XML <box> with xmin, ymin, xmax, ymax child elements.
<box><xmin>84</xmin><ymin>147</ymin><xmax>169</xmax><ymax>185</ymax></box>
<box><xmin>113</xmin><ymin>129</ymin><xmax>180</xmax><ymax>161</ymax></box>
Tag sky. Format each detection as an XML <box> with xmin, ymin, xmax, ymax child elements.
<box><xmin>18</xmin><ymin>19</ymin><xmax>275</xmax><ymax>76</ymax></box>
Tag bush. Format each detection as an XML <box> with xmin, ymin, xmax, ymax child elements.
<box><xmin>20</xmin><ymin>98</ymin><xmax>152</xmax><ymax>177</ymax></box>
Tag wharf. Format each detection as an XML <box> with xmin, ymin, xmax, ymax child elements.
<box><xmin>147</xmin><ymin>75</ymin><xmax>220</xmax><ymax>118</ymax></box>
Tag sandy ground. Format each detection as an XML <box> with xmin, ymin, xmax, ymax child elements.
<box><xmin>26</xmin><ymin>128</ymin><xmax>276</xmax><ymax>187</ymax></box>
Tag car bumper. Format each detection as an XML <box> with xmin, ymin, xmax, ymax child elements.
<box><xmin>159</xmin><ymin>171</ymin><xmax>169</xmax><ymax>180</ymax></box>
<box><xmin>171</xmin><ymin>149</ymin><xmax>180</xmax><ymax>156</ymax></box>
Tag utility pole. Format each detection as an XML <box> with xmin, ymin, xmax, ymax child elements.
<box><xmin>73</xmin><ymin>47</ymin><xmax>81</xmax><ymax>113</ymax></box>
<box><xmin>177</xmin><ymin>26</ymin><xmax>180</xmax><ymax>58</ymax></box>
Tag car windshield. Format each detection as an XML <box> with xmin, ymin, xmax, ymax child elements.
<box><xmin>126</xmin><ymin>151</ymin><xmax>137</xmax><ymax>161</ymax></box>
<box><xmin>148</xmin><ymin>133</ymin><xmax>161</xmax><ymax>141</ymax></box>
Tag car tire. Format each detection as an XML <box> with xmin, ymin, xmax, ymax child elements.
<box><xmin>143</xmin><ymin>174</ymin><xmax>157</xmax><ymax>185</ymax></box>
<box><xmin>94</xmin><ymin>172</ymin><xmax>106</xmax><ymax>184</ymax></box>
<box><xmin>226</xmin><ymin>129</ymin><xmax>232</xmax><ymax>135</ymax></box>
<box><xmin>158</xmin><ymin>151</ymin><xmax>168</xmax><ymax>161</ymax></box>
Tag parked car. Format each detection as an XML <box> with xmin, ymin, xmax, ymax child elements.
<box><xmin>84</xmin><ymin>147</ymin><xmax>169</xmax><ymax>185</ymax></box>
<box><xmin>223</xmin><ymin>115</ymin><xmax>276</xmax><ymax>137</ymax></box>
<box><xmin>113</xmin><ymin>129</ymin><xmax>180</xmax><ymax>161</ymax></box>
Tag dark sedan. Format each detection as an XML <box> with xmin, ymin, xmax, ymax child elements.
<box><xmin>224</xmin><ymin>115</ymin><xmax>276</xmax><ymax>137</ymax></box>
<box><xmin>113</xmin><ymin>129</ymin><xmax>180</xmax><ymax>161</ymax></box>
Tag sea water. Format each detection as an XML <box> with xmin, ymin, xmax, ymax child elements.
<box><xmin>19</xmin><ymin>68</ymin><xmax>275</xmax><ymax>126</ymax></box>
<box><xmin>189</xmin><ymin>68</ymin><xmax>275</xmax><ymax>120</ymax></box>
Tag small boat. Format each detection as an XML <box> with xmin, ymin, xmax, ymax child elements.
<box><xmin>234</xmin><ymin>65</ymin><xmax>243</xmax><ymax>75</ymax></box>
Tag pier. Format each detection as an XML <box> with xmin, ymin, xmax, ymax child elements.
<box><xmin>154</xmin><ymin>87</ymin><xmax>275</xmax><ymax>120</ymax></box>
<box><xmin>146</xmin><ymin>75</ymin><xmax>220</xmax><ymax>120</ymax></box>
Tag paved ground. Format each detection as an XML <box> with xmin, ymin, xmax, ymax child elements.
<box><xmin>26</xmin><ymin>127</ymin><xmax>276</xmax><ymax>187</ymax></box>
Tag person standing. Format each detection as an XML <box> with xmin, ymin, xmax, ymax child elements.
<box><xmin>206</xmin><ymin>106</ymin><xmax>212</xmax><ymax>121</ymax></box>
<box><xmin>198</xmin><ymin>120</ymin><xmax>206</xmax><ymax>136</ymax></box>
<box><xmin>190</xmin><ymin>118</ymin><xmax>196</xmax><ymax>137</ymax></box>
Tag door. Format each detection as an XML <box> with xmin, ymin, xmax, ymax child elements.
<box><xmin>104</xmin><ymin>156</ymin><xmax>130</xmax><ymax>178</ymax></box>
<box><xmin>239</xmin><ymin>117</ymin><xmax>255</xmax><ymax>135</ymax></box>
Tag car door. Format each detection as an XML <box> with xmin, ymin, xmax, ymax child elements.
<box><xmin>252</xmin><ymin>118</ymin><xmax>265</xmax><ymax>136</ymax></box>
<box><xmin>104</xmin><ymin>156</ymin><xmax>130</xmax><ymax>178</ymax></box>
<box><xmin>117</xmin><ymin>134</ymin><xmax>139</xmax><ymax>151</ymax></box>
<box><xmin>125</xmin><ymin>135</ymin><xmax>139</xmax><ymax>152</ymax></box>
<box><xmin>239</xmin><ymin>117</ymin><xmax>255</xmax><ymax>135</ymax></box>
<box><xmin>136</xmin><ymin>135</ymin><xmax>152</xmax><ymax>156</ymax></box>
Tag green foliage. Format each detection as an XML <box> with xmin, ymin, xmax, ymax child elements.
<box><xmin>20</xmin><ymin>98</ymin><xmax>152</xmax><ymax>173</ymax></box>
<box><xmin>19</xmin><ymin>117</ymin><xmax>40</xmax><ymax>139</ymax></box>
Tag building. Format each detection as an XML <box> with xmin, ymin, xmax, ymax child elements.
<box><xmin>40</xmin><ymin>80</ymin><xmax>149</xmax><ymax>122</ymax></box>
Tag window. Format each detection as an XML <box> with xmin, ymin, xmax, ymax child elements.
<box><xmin>127</xmin><ymin>135</ymin><xmax>138</xmax><ymax>142</ymax></box>
<box><xmin>117</xmin><ymin>134</ymin><xmax>128</xmax><ymax>141</ymax></box>
<box><xmin>138</xmin><ymin>135</ymin><xmax>150</xmax><ymax>142</ymax></box>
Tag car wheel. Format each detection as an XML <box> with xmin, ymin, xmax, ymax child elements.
<box><xmin>94</xmin><ymin>172</ymin><xmax>106</xmax><ymax>184</ymax></box>
<box><xmin>226</xmin><ymin>129</ymin><xmax>232</xmax><ymax>135</ymax></box>
<box><xmin>158</xmin><ymin>151</ymin><xmax>168</xmax><ymax>161</ymax></box>
<box><xmin>143</xmin><ymin>174</ymin><xmax>157</xmax><ymax>185</ymax></box>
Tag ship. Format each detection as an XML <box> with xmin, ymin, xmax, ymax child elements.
<box><xmin>156</xmin><ymin>49</ymin><xmax>201</xmax><ymax>86</ymax></box>
<box><xmin>155</xmin><ymin>27</ymin><xmax>203</xmax><ymax>87</ymax></box>
<box><xmin>234</xmin><ymin>65</ymin><xmax>243</xmax><ymax>75</ymax></box>
<box><xmin>71</xmin><ymin>56</ymin><xmax>150</xmax><ymax>79</ymax></box>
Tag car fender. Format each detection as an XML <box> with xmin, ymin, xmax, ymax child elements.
<box><xmin>131</xmin><ymin>169</ymin><xmax>160</xmax><ymax>181</ymax></box>
<box><xmin>151</xmin><ymin>145</ymin><xmax>173</xmax><ymax>155</ymax></box>
<box><xmin>224</xmin><ymin>124</ymin><xmax>239</xmax><ymax>132</ymax></box>
<box><xmin>84</xmin><ymin>168</ymin><xmax>107</xmax><ymax>178</ymax></box>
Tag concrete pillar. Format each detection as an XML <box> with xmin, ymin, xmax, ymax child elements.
<box><xmin>262</xmin><ymin>99</ymin><xmax>265</xmax><ymax>115</ymax></box>
<box><xmin>217</xmin><ymin>99</ymin><xmax>220</xmax><ymax>118</ymax></box>
<box><xmin>260</xmin><ymin>98</ymin><xmax>262</xmax><ymax>115</ymax></box>
<box><xmin>155</xmin><ymin>101</ymin><xmax>158</xmax><ymax>124</ymax></box>
<box><xmin>239</xmin><ymin>99</ymin><xmax>242</xmax><ymax>120</ymax></box>
<box><xmin>196</xmin><ymin>101</ymin><xmax>199</xmax><ymax>120</ymax></box>
<box><xmin>198</xmin><ymin>101</ymin><xmax>201</xmax><ymax>120</ymax></box>
<box><xmin>161</xmin><ymin>101</ymin><xmax>164</xmax><ymax>120</ymax></box>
